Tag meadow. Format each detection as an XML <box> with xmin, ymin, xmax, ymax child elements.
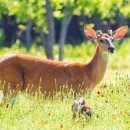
<box><xmin>0</xmin><ymin>40</ymin><xmax>130</xmax><ymax>130</ymax></box>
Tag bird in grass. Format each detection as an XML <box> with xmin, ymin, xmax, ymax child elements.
<box><xmin>72</xmin><ymin>97</ymin><xmax>93</xmax><ymax>118</ymax></box>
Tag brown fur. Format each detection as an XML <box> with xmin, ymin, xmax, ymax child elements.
<box><xmin>0</xmin><ymin>44</ymin><xmax>108</xmax><ymax>96</ymax></box>
<box><xmin>1</xmin><ymin>26</ymin><xmax>128</xmax><ymax>97</ymax></box>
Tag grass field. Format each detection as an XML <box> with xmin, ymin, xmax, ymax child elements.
<box><xmin>0</xmin><ymin>40</ymin><xmax>130</xmax><ymax>130</ymax></box>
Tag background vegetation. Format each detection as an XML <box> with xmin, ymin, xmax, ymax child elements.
<box><xmin>0</xmin><ymin>0</ymin><xmax>130</xmax><ymax>129</ymax></box>
<box><xmin>0</xmin><ymin>0</ymin><xmax>130</xmax><ymax>60</ymax></box>
<box><xmin>0</xmin><ymin>40</ymin><xmax>129</xmax><ymax>130</ymax></box>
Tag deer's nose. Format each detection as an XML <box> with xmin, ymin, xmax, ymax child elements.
<box><xmin>108</xmin><ymin>47</ymin><xmax>115</xmax><ymax>53</ymax></box>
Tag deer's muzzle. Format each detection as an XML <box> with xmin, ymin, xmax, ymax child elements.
<box><xmin>108</xmin><ymin>47</ymin><xmax>115</xmax><ymax>53</ymax></box>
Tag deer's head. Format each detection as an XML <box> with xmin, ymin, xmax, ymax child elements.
<box><xmin>84</xmin><ymin>25</ymin><xmax>128</xmax><ymax>53</ymax></box>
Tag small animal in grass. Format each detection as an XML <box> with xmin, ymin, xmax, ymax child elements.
<box><xmin>72</xmin><ymin>97</ymin><xmax>93</xmax><ymax>118</ymax></box>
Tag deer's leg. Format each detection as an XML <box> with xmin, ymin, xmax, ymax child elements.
<box><xmin>0</xmin><ymin>81</ymin><xmax>23</xmax><ymax>106</ymax></box>
<box><xmin>2</xmin><ymin>66</ymin><xmax>24</xmax><ymax>103</ymax></box>
<box><xmin>3</xmin><ymin>79</ymin><xmax>23</xmax><ymax>97</ymax></box>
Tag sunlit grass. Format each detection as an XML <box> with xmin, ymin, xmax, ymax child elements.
<box><xmin>0</xmin><ymin>73</ymin><xmax>129</xmax><ymax>130</ymax></box>
<box><xmin>0</xmin><ymin>40</ymin><xmax>130</xmax><ymax>129</ymax></box>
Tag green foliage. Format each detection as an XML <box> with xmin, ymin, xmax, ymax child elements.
<box><xmin>1</xmin><ymin>0</ymin><xmax>123</xmax><ymax>23</ymax></box>
<box><xmin>95</xmin><ymin>0</ymin><xmax>123</xmax><ymax>18</ymax></box>
<box><xmin>109</xmin><ymin>39</ymin><xmax>130</xmax><ymax>69</ymax></box>
<box><xmin>0</xmin><ymin>0</ymin><xmax>128</xmax><ymax>39</ymax></box>
<box><xmin>0</xmin><ymin>0</ymin><xmax>47</xmax><ymax>32</ymax></box>
<box><xmin>120</xmin><ymin>2</ymin><xmax>130</xmax><ymax>17</ymax></box>
<box><xmin>0</xmin><ymin>29</ymin><xmax>4</xmax><ymax>47</ymax></box>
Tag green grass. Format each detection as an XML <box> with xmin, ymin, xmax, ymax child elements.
<box><xmin>0</xmin><ymin>40</ymin><xmax>130</xmax><ymax>129</ymax></box>
<box><xmin>0</xmin><ymin>74</ymin><xmax>129</xmax><ymax>130</ymax></box>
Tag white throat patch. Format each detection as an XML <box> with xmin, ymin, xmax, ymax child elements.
<box><xmin>102</xmin><ymin>52</ymin><xmax>109</xmax><ymax>60</ymax></box>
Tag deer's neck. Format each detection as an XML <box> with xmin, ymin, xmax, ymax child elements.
<box><xmin>86</xmin><ymin>45</ymin><xmax>109</xmax><ymax>86</ymax></box>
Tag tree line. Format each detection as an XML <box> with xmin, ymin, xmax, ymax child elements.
<box><xmin>0</xmin><ymin>0</ymin><xmax>130</xmax><ymax>60</ymax></box>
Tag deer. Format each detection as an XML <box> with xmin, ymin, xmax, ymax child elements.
<box><xmin>0</xmin><ymin>25</ymin><xmax>128</xmax><ymax>99</ymax></box>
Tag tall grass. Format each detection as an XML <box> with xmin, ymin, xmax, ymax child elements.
<box><xmin>0</xmin><ymin>74</ymin><xmax>129</xmax><ymax>130</ymax></box>
<box><xmin>0</xmin><ymin>40</ymin><xmax>130</xmax><ymax>129</ymax></box>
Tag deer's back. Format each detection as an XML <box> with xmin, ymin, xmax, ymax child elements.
<box><xmin>0</xmin><ymin>54</ymin><xmax>89</xmax><ymax>93</ymax></box>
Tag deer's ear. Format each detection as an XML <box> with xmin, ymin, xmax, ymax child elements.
<box><xmin>84</xmin><ymin>27</ymin><xmax>96</xmax><ymax>40</ymax></box>
<box><xmin>113</xmin><ymin>25</ymin><xmax>128</xmax><ymax>40</ymax></box>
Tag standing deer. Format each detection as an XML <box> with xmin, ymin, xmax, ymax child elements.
<box><xmin>0</xmin><ymin>26</ymin><xmax>128</xmax><ymax>97</ymax></box>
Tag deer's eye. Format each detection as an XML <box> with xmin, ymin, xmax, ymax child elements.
<box><xmin>99</xmin><ymin>39</ymin><xmax>104</xmax><ymax>43</ymax></box>
<box><xmin>111</xmin><ymin>38</ymin><xmax>114</xmax><ymax>42</ymax></box>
